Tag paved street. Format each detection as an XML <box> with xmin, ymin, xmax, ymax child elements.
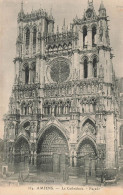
<box><xmin>0</xmin><ymin>173</ymin><xmax>123</xmax><ymax>187</ymax></box>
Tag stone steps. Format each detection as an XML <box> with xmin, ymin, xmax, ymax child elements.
<box><xmin>68</xmin><ymin>167</ymin><xmax>79</xmax><ymax>177</ymax></box>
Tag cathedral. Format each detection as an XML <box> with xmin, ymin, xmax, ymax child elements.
<box><xmin>3</xmin><ymin>0</ymin><xmax>122</xmax><ymax>178</ymax></box>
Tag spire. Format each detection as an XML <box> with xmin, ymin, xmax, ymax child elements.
<box><xmin>99</xmin><ymin>0</ymin><xmax>106</xmax><ymax>17</ymax></box>
<box><xmin>49</xmin><ymin>7</ymin><xmax>53</xmax><ymax>20</ymax></box>
<box><xmin>63</xmin><ymin>18</ymin><xmax>65</xmax><ymax>27</ymax></box>
<box><xmin>40</xmin><ymin>3</ymin><xmax>42</xmax><ymax>9</ymax></box>
<box><xmin>50</xmin><ymin>7</ymin><xmax>52</xmax><ymax>16</ymax></box>
<box><xmin>62</xmin><ymin>18</ymin><xmax>66</xmax><ymax>32</ymax></box>
<box><xmin>99</xmin><ymin>1</ymin><xmax>105</xmax><ymax>10</ymax></box>
<box><xmin>21</xmin><ymin>1</ymin><xmax>24</xmax><ymax>12</ymax></box>
<box><xmin>57</xmin><ymin>25</ymin><xmax>59</xmax><ymax>33</ymax></box>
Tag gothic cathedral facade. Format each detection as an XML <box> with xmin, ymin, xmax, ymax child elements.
<box><xmin>3</xmin><ymin>1</ymin><xmax>120</xmax><ymax>176</ymax></box>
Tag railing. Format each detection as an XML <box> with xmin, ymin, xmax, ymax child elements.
<box><xmin>46</xmin><ymin>31</ymin><xmax>78</xmax><ymax>44</ymax></box>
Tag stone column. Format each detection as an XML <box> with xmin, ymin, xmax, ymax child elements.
<box><xmin>96</xmin><ymin>25</ymin><xmax>100</xmax><ymax>45</ymax></box>
<box><xmin>36</xmin><ymin>57</ymin><xmax>40</xmax><ymax>83</ymax></box>
<box><xmin>78</xmin><ymin>30</ymin><xmax>83</xmax><ymax>50</ymax></box>
<box><xmin>91</xmin><ymin>159</ymin><xmax>96</xmax><ymax>176</ymax></box>
<box><xmin>63</xmin><ymin>106</ymin><xmax>66</xmax><ymax>114</ymax></box>
<box><xmin>80</xmin><ymin>63</ymin><xmax>84</xmax><ymax>79</ymax></box>
<box><xmin>90</xmin><ymin>104</ymin><xmax>93</xmax><ymax>113</ymax></box>
<box><xmin>36</xmin><ymin>31</ymin><xmax>38</xmax><ymax>54</ymax></box>
<box><xmin>70</xmin><ymin>156</ymin><xmax>72</xmax><ymax>167</ymax></box>
<box><xmin>49</xmin><ymin>106</ymin><xmax>51</xmax><ymax>115</ymax></box>
<box><xmin>29</xmin><ymin>30</ymin><xmax>33</xmax><ymax>57</ymax></box>
<box><xmin>29</xmin><ymin>65</ymin><xmax>31</xmax><ymax>84</ymax></box>
<box><xmin>105</xmin><ymin>113</ymin><xmax>115</xmax><ymax>168</ymax></box>
<box><xmin>14</xmin><ymin>61</ymin><xmax>20</xmax><ymax>81</ymax></box>
<box><xmin>39</xmin><ymin>59</ymin><xmax>44</xmax><ymax>86</ymax></box>
<box><xmin>52</xmin><ymin>105</ymin><xmax>55</xmax><ymax>116</ymax></box>
<box><xmin>23</xmin><ymin>31</ymin><xmax>26</xmax><ymax>55</ymax></box>
<box><xmin>73</xmin><ymin>51</ymin><xmax>79</xmax><ymax>79</ymax></box>
<box><xmin>74</xmin><ymin>155</ymin><xmax>77</xmax><ymax>167</ymax></box>
<box><xmin>34</xmin><ymin>151</ymin><xmax>37</xmax><ymax>166</ymax></box>
<box><xmin>87</xmin><ymin>26</ymin><xmax>92</xmax><ymax>50</ymax></box>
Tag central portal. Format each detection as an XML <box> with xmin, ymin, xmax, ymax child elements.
<box><xmin>37</xmin><ymin>126</ymin><xmax>69</xmax><ymax>173</ymax></box>
<box><xmin>77</xmin><ymin>138</ymin><xmax>97</xmax><ymax>176</ymax></box>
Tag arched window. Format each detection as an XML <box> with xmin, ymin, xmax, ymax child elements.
<box><xmin>93</xmin><ymin>58</ymin><xmax>97</xmax><ymax>78</ymax></box>
<box><xmin>120</xmin><ymin>126</ymin><xmax>123</xmax><ymax>146</ymax></box>
<box><xmin>26</xmin><ymin>28</ymin><xmax>30</xmax><ymax>47</ymax></box>
<box><xmin>54</xmin><ymin>105</ymin><xmax>57</xmax><ymax>116</ymax></box>
<box><xmin>33</xmin><ymin>28</ymin><xmax>37</xmax><ymax>47</ymax></box>
<box><xmin>25</xmin><ymin>65</ymin><xmax>29</xmax><ymax>84</ymax></box>
<box><xmin>83</xmin><ymin>27</ymin><xmax>87</xmax><ymax>48</ymax></box>
<box><xmin>84</xmin><ymin>59</ymin><xmax>88</xmax><ymax>78</ymax></box>
<box><xmin>92</xmin><ymin>26</ymin><xmax>97</xmax><ymax>46</ymax></box>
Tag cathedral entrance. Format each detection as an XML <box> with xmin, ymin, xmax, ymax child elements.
<box><xmin>37</xmin><ymin>126</ymin><xmax>69</xmax><ymax>173</ymax></box>
<box><xmin>77</xmin><ymin>138</ymin><xmax>97</xmax><ymax>177</ymax></box>
<box><xmin>14</xmin><ymin>137</ymin><xmax>30</xmax><ymax>173</ymax></box>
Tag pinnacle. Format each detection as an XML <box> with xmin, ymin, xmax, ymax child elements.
<box><xmin>88</xmin><ymin>0</ymin><xmax>93</xmax><ymax>7</ymax></box>
<box><xmin>99</xmin><ymin>0</ymin><xmax>105</xmax><ymax>10</ymax></box>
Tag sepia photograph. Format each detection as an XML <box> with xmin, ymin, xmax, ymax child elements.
<box><xmin>0</xmin><ymin>0</ymin><xmax>123</xmax><ymax>194</ymax></box>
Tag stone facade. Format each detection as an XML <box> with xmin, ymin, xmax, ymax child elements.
<box><xmin>3</xmin><ymin>1</ymin><xmax>121</xmax><ymax>176</ymax></box>
<box><xmin>117</xmin><ymin>78</ymin><xmax>123</xmax><ymax>171</ymax></box>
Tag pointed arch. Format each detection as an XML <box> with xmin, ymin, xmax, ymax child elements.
<box><xmin>90</xmin><ymin>54</ymin><xmax>99</xmax><ymax>62</ymax></box>
<box><xmin>14</xmin><ymin>135</ymin><xmax>30</xmax><ymax>172</ymax></box>
<box><xmin>83</xmin><ymin>26</ymin><xmax>87</xmax><ymax>48</ymax></box>
<box><xmin>37</xmin><ymin>124</ymin><xmax>69</xmax><ymax>172</ymax></box>
<box><xmin>92</xmin><ymin>25</ymin><xmax>97</xmax><ymax>46</ymax></box>
<box><xmin>77</xmin><ymin>135</ymin><xmax>98</xmax><ymax>156</ymax></box>
<box><xmin>23</xmin><ymin>63</ymin><xmax>29</xmax><ymax>84</ymax></box>
<box><xmin>33</xmin><ymin>27</ymin><xmax>37</xmax><ymax>47</ymax></box>
<box><xmin>37</xmin><ymin>125</ymin><xmax>69</xmax><ymax>153</ymax></box>
<box><xmin>90</xmin><ymin>54</ymin><xmax>98</xmax><ymax>78</ymax></box>
<box><xmin>15</xmin><ymin>134</ymin><xmax>30</xmax><ymax>146</ymax></box>
<box><xmin>37</xmin><ymin>123</ymin><xmax>69</xmax><ymax>143</ymax></box>
<box><xmin>81</xmin><ymin>116</ymin><xmax>96</xmax><ymax>127</ymax></box>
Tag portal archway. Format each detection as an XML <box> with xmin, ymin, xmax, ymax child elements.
<box><xmin>14</xmin><ymin>136</ymin><xmax>30</xmax><ymax>172</ymax></box>
<box><xmin>77</xmin><ymin>138</ymin><xmax>97</xmax><ymax>176</ymax></box>
<box><xmin>37</xmin><ymin>126</ymin><xmax>69</xmax><ymax>173</ymax></box>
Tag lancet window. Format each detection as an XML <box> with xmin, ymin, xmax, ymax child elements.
<box><xmin>83</xmin><ymin>27</ymin><xmax>87</xmax><ymax>48</ymax></box>
<box><xmin>92</xmin><ymin>26</ymin><xmax>97</xmax><ymax>46</ymax></box>
<box><xmin>93</xmin><ymin>57</ymin><xmax>97</xmax><ymax>78</ymax></box>
<box><xmin>25</xmin><ymin>28</ymin><xmax>30</xmax><ymax>47</ymax></box>
<box><xmin>25</xmin><ymin>65</ymin><xmax>29</xmax><ymax>84</ymax></box>
<box><xmin>84</xmin><ymin>59</ymin><xmax>88</xmax><ymax>78</ymax></box>
<box><xmin>33</xmin><ymin>28</ymin><xmax>37</xmax><ymax>51</ymax></box>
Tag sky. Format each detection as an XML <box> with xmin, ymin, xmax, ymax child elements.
<box><xmin>0</xmin><ymin>0</ymin><xmax>123</xmax><ymax>138</ymax></box>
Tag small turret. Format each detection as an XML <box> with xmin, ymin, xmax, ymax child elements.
<box><xmin>18</xmin><ymin>1</ymin><xmax>24</xmax><ymax>22</ymax></box>
<box><xmin>99</xmin><ymin>1</ymin><xmax>106</xmax><ymax>17</ymax></box>
<box><xmin>88</xmin><ymin>0</ymin><xmax>93</xmax><ymax>8</ymax></box>
<box><xmin>21</xmin><ymin>1</ymin><xmax>24</xmax><ymax>12</ymax></box>
<box><xmin>48</xmin><ymin>8</ymin><xmax>54</xmax><ymax>34</ymax></box>
<box><xmin>20</xmin><ymin>1</ymin><xmax>24</xmax><ymax>16</ymax></box>
<box><xmin>62</xmin><ymin>18</ymin><xmax>66</xmax><ymax>33</ymax></box>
